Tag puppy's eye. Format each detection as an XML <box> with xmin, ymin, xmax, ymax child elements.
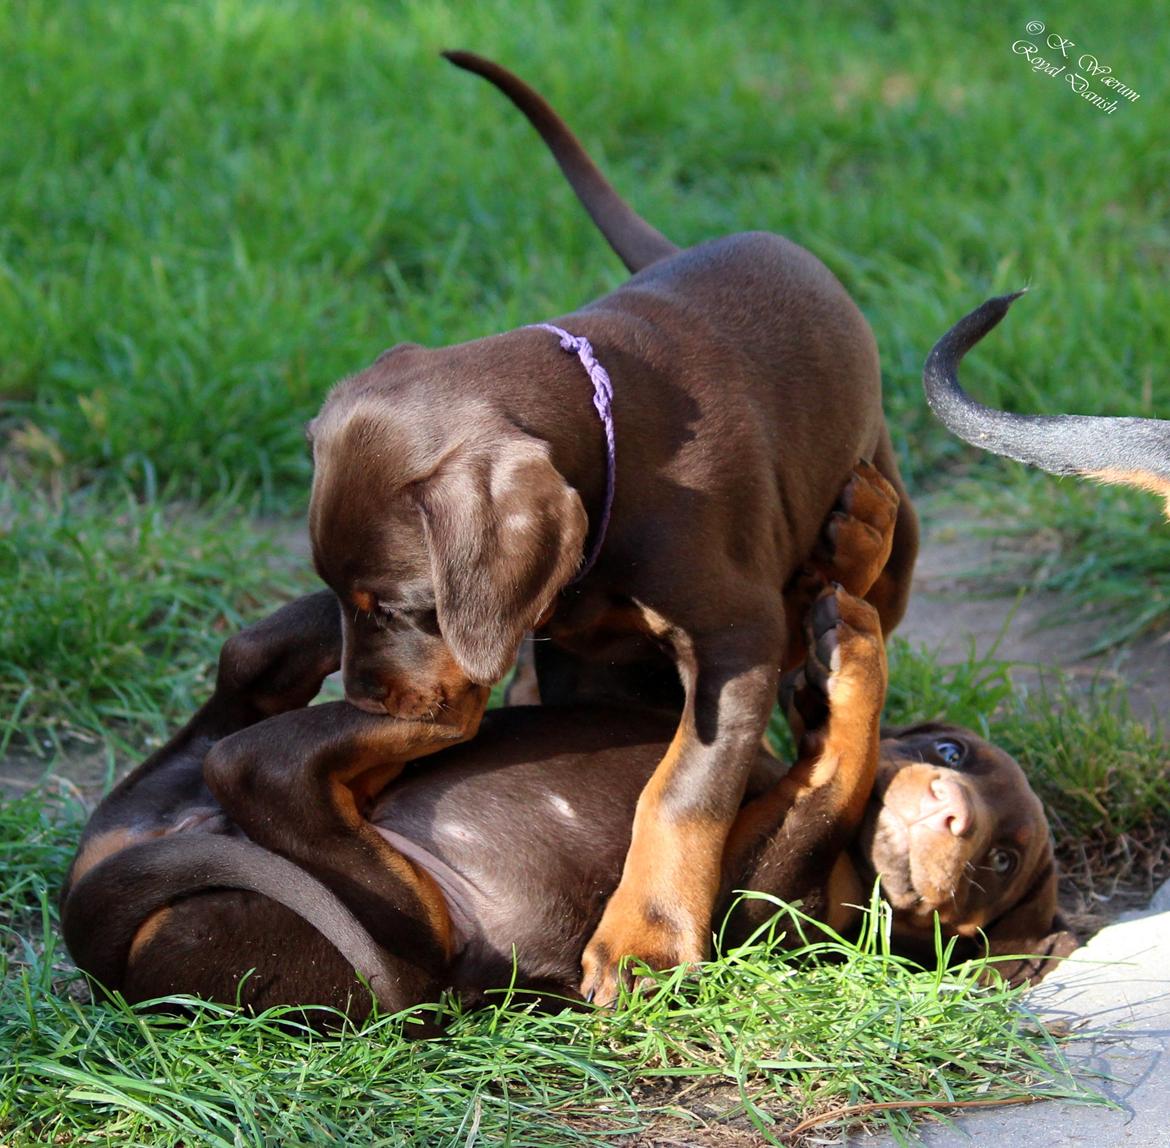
<box><xmin>934</xmin><ymin>738</ymin><xmax>966</xmax><ymax>767</ymax></box>
<box><xmin>375</xmin><ymin>600</ymin><xmax>395</xmax><ymax>618</ymax></box>
<box><xmin>987</xmin><ymin>848</ymin><xmax>1017</xmax><ymax>876</ymax></box>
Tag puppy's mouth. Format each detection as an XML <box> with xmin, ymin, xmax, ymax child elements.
<box><xmin>346</xmin><ymin>693</ymin><xmax>398</xmax><ymax>716</ymax></box>
<box><xmin>346</xmin><ymin>681</ymin><xmax>490</xmax><ymax>733</ymax></box>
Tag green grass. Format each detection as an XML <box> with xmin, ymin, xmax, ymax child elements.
<box><xmin>933</xmin><ymin>477</ymin><xmax>1170</xmax><ymax>651</ymax></box>
<box><xmin>2</xmin><ymin>0</ymin><xmax>1165</xmax><ymax>503</ymax></box>
<box><xmin>0</xmin><ymin>483</ymin><xmax>312</xmax><ymax>754</ymax></box>
<box><xmin>2</xmin><ymin>0</ymin><xmax>1166</xmax><ymax>1142</ymax></box>
<box><xmin>5</xmin><ymin>641</ymin><xmax>1160</xmax><ymax>1145</ymax></box>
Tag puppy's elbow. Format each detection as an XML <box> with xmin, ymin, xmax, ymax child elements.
<box><xmin>214</xmin><ymin>628</ymin><xmax>271</xmax><ymax>698</ymax></box>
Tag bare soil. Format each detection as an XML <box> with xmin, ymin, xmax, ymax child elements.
<box><xmin>900</xmin><ymin>514</ymin><xmax>1168</xmax><ymax>727</ymax></box>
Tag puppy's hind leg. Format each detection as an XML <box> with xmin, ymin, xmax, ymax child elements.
<box><xmin>782</xmin><ymin>457</ymin><xmax>906</xmax><ymax>673</ymax></box>
<box><xmin>203</xmin><ymin>689</ymin><xmax>489</xmax><ymax>1008</ymax></box>
<box><xmin>866</xmin><ymin>433</ymin><xmax>919</xmax><ymax>636</ymax></box>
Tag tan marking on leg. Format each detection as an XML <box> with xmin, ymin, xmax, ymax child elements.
<box><xmin>814</xmin><ymin>461</ymin><xmax>899</xmax><ymax>597</ymax></box>
<box><xmin>824</xmin><ymin>854</ymin><xmax>864</xmax><ymax>935</ymax></box>
<box><xmin>721</xmin><ymin>771</ymin><xmax>805</xmax><ymax>878</ymax></box>
<box><xmin>814</xmin><ymin>611</ymin><xmax>886</xmax><ymax>829</ymax></box>
<box><xmin>581</xmin><ymin>716</ymin><xmax>731</xmax><ymax>1002</ymax></box>
<box><xmin>781</xmin><ymin>590</ymin><xmax>886</xmax><ymax>830</ymax></box>
<box><xmin>822</xmin><ymin>518</ymin><xmax>890</xmax><ymax>598</ymax></box>
<box><xmin>128</xmin><ymin>906</ymin><xmax>174</xmax><ymax>965</ymax></box>
<box><xmin>329</xmin><ymin>776</ymin><xmax>454</xmax><ymax>959</ymax></box>
<box><xmin>71</xmin><ymin>829</ymin><xmax>142</xmax><ymax>885</ymax></box>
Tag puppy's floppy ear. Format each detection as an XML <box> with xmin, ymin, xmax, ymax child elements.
<box><xmin>978</xmin><ymin>864</ymin><xmax>1080</xmax><ymax>987</ymax></box>
<box><xmin>416</xmin><ymin>437</ymin><xmax>588</xmax><ymax>685</ymax></box>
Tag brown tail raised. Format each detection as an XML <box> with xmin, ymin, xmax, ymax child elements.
<box><xmin>443</xmin><ymin>50</ymin><xmax>678</xmax><ymax>274</ymax></box>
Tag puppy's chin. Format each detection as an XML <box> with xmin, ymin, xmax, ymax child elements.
<box><xmin>344</xmin><ymin>681</ymin><xmax>488</xmax><ymax>734</ymax></box>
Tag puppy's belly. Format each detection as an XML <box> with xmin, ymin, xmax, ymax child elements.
<box><xmin>371</xmin><ymin>788</ymin><xmax>634</xmax><ymax>995</ymax></box>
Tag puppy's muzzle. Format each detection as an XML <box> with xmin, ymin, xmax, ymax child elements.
<box><xmin>345</xmin><ymin>677</ymin><xmax>449</xmax><ymax>720</ymax></box>
<box><xmin>345</xmin><ymin>674</ymin><xmax>489</xmax><ymax>731</ymax></box>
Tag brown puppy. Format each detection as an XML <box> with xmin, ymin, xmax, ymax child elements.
<box><xmin>925</xmin><ymin>293</ymin><xmax>1170</xmax><ymax>516</ymax></box>
<box><xmin>299</xmin><ymin>51</ymin><xmax>919</xmax><ymax>1001</ymax></box>
<box><xmin>856</xmin><ymin>722</ymin><xmax>1072</xmax><ymax>977</ymax></box>
<box><xmin>61</xmin><ymin>589</ymin><xmax>1074</xmax><ymax>1025</ymax></box>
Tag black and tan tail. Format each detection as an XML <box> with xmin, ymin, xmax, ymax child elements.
<box><xmin>924</xmin><ymin>293</ymin><xmax>1170</xmax><ymax>515</ymax></box>
<box><xmin>443</xmin><ymin>50</ymin><xmax>678</xmax><ymax>274</ymax></box>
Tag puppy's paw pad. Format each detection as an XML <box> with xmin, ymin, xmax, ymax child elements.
<box><xmin>808</xmin><ymin>586</ymin><xmax>883</xmax><ymax>703</ymax></box>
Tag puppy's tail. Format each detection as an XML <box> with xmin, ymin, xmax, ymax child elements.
<box><xmin>61</xmin><ymin>834</ymin><xmax>411</xmax><ymax>1015</ymax></box>
<box><xmin>443</xmin><ymin>50</ymin><xmax>678</xmax><ymax>274</ymax></box>
<box><xmin>924</xmin><ymin>292</ymin><xmax>1170</xmax><ymax>515</ymax></box>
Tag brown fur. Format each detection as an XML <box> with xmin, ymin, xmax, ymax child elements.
<box><xmin>304</xmin><ymin>52</ymin><xmax>919</xmax><ymax>1001</ymax></box>
<box><xmin>61</xmin><ymin>585</ymin><xmax>1074</xmax><ymax>1026</ymax></box>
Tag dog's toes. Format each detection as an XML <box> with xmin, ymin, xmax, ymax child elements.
<box><xmin>781</xmin><ymin>667</ymin><xmax>828</xmax><ymax>738</ymax></box>
<box><xmin>840</xmin><ymin>459</ymin><xmax>899</xmax><ymax>525</ymax></box>
<box><xmin>580</xmin><ymin>884</ymin><xmax>707</xmax><ymax>1009</ymax></box>
<box><xmin>580</xmin><ymin>944</ymin><xmax>637</xmax><ymax>1009</ymax></box>
<box><xmin>803</xmin><ymin>588</ymin><xmax>841</xmax><ymax>692</ymax></box>
<box><xmin>779</xmin><ymin>667</ymin><xmax>806</xmax><ymax>721</ymax></box>
<box><xmin>802</xmin><ymin>585</ymin><xmax>884</xmax><ymax>710</ymax></box>
<box><xmin>812</xmin><ymin>462</ymin><xmax>900</xmax><ymax>597</ymax></box>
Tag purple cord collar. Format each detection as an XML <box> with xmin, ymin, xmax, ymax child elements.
<box><xmin>532</xmin><ymin>323</ymin><xmax>615</xmax><ymax>581</ymax></box>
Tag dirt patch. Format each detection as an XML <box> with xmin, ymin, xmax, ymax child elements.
<box><xmin>1</xmin><ymin>745</ymin><xmax>112</xmax><ymax>804</ymax></box>
<box><xmin>899</xmin><ymin>512</ymin><xmax>1168</xmax><ymax>726</ymax></box>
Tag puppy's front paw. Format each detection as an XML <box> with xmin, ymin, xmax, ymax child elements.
<box><xmin>579</xmin><ymin>886</ymin><xmax>705</xmax><ymax>1007</ymax></box>
<box><xmin>214</xmin><ymin>593</ymin><xmax>341</xmax><ymax>716</ymax></box>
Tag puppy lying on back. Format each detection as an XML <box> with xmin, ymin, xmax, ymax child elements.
<box><xmin>61</xmin><ymin>586</ymin><xmax>1077</xmax><ymax>1024</ymax></box>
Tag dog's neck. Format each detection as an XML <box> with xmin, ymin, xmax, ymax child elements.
<box><xmin>529</xmin><ymin>324</ymin><xmax>615</xmax><ymax>579</ymax></box>
<box><xmin>505</xmin><ymin>327</ymin><xmax>617</xmax><ymax>570</ymax></box>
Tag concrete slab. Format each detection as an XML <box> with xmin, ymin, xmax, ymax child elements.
<box><xmin>856</xmin><ymin>880</ymin><xmax>1170</xmax><ymax>1145</ymax></box>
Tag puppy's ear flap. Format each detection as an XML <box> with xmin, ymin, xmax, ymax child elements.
<box><xmin>980</xmin><ymin>920</ymin><xmax>1081</xmax><ymax>988</ymax></box>
<box><xmin>978</xmin><ymin>867</ymin><xmax>1081</xmax><ymax>987</ymax></box>
<box><xmin>417</xmin><ymin>439</ymin><xmax>588</xmax><ymax>685</ymax></box>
